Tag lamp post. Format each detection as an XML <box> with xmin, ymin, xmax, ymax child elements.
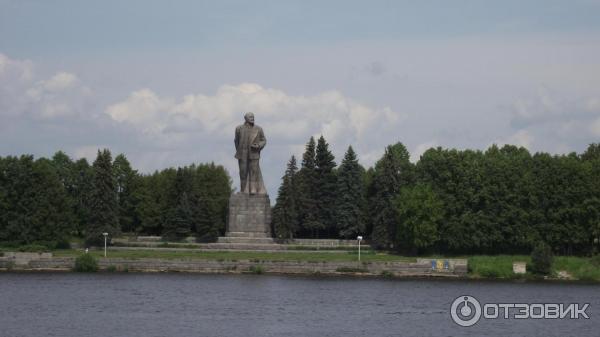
<box><xmin>357</xmin><ymin>236</ymin><xmax>363</xmax><ymax>261</ymax></box>
<box><xmin>102</xmin><ymin>232</ymin><xmax>108</xmax><ymax>258</ymax></box>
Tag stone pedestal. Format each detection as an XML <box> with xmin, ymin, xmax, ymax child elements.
<box><xmin>225</xmin><ymin>192</ymin><xmax>272</xmax><ymax>238</ymax></box>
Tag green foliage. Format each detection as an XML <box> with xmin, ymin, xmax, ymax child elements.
<box><xmin>74</xmin><ymin>253</ymin><xmax>99</xmax><ymax>272</ymax></box>
<box><xmin>162</xmin><ymin>190</ymin><xmax>193</xmax><ymax>240</ymax></box>
<box><xmin>248</xmin><ymin>265</ymin><xmax>265</xmax><ymax>274</ymax></box>
<box><xmin>188</xmin><ymin>163</ymin><xmax>231</xmax><ymax>241</ymax></box>
<box><xmin>86</xmin><ymin>149</ymin><xmax>120</xmax><ymax>245</ymax></box>
<box><xmin>394</xmin><ymin>184</ymin><xmax>442</xmax><ymax>254</ymax></box>
<box><xmin>136</xmin><ymin>163</ymin><xmax>231</xmax><ymax>241</ymax></box>
<box><xmin>467</xmin><ymin>255</ymin><xmax>525</xmax><ymax>279</ymax></box>
<box><xmin>544</xmin><ymin>256</ymin><xmax>600</xmax><ymax>281</ymax></box>
<box><xmin>335</xmin><ymin>146</ymin><xmax>366</xmax><ymax>239</ymax></box>
<box><xmin>106</xmin><ymin>265</ymin><xmax>117</xmax><ymax>272</ymax></box>
<box><xmin>530</xmin><ymin>242</ymin><xmax>554</xmax><ymax>275</ymax></box>
<box><xmin>581</xmin><ymin>143</ymin><xmax>600</xmax><ymax>161</ymax></box>
<box><xmin>71</xmin><ymin>158</ymin><xmax>94</xmax><ymax>236</ymax></box>
<box><xmin>314</xmin><ymin>136</ymin><xmax>337</xmax><ymax>237</ymax></box>
<box><xmin>272</xmin><ymin>156</ymin><xmax>299</xmax><ymax>239</ymax></box>
<box><xmin>369</xmin><ymin>143</ymin><xmax>413</xmax><ymax>248</ymax></box>
<box><xmin>0</xmin><ymin>155</ymin><xmax>74</xmax><ymax>245</ymax></box>
<box><xmin>113</xmin><ymin>154</ymin><xmax>142</xmax><ymax>233</ymax></box>
<box><xmin>296</xmin><ymin>137</ymin><xmax>319</xmax><ymax>237</ymax></box>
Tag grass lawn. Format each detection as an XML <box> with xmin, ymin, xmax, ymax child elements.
<box><xmin>468</xmin><ymin>255</ymin><xmax>600</xmax><ymax>281</ymax></box>
<box><xmin>53</xmin><ymin>249</ymin><xmax>416</xmax><ymax>263</ymax></box>
<box><xmin>5</xmin><ymin>245</ymin><xmax>599</xmax><ymax>281</ymax></box>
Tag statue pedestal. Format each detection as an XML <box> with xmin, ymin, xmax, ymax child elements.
<box><xmin>224</xmin><ymin>193</ymin><xmax>272</xmax><ymax>238</ymax></box>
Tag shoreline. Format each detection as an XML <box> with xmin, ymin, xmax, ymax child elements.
<box><xmin>2</xmin><ymin>268</ymin><xmax>600</xmax><ymax>285</ymax></box>
<box><xmin>0</xmin><ymin>255</ymin><xmax>466</xmax><ymax>278</ymax></box>
<box><xmin>2</xmin><ymin>250</ymin><xmax>598</xmax><ymax>283</ymax></box>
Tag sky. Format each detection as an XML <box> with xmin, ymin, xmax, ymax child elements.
<box><xmin>1</xmin><ymin>0</ymin><xmax>600</xmax><ymax>197</ymax></box>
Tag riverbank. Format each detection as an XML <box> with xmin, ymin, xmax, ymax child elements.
<box><xmin>1</xmin><ymin>249</ymin><xmax>599</xmax><ymax>282</ymax></box>
<box><xmin>0</xmin><ymin>251</ymin><xmax>467</xmax><ymax>277</ymax></box>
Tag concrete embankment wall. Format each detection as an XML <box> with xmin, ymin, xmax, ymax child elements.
<box><xmin>0</xmin><ymin>254</ymin><xmax>467</xmax><ymax>277</ymax></box>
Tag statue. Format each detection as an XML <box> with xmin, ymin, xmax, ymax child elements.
<box><xmin>234</xmin><ymin>112</ymin><xmax>267</xmax><ymax>195</ymax></box>
<box><xmin>219</xmin><ymin>112</ymin><xmax>272</xmax><ymax>240</ymax></box>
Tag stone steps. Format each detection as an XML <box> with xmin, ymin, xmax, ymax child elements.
<box><xmin>225</xmin><ymin>231</ymin><xmax>272</xmax><ymax>238</ymax></box>
<box><xmin>203</xmin><ymin>243</ymin><xmax>285</xmax><ymax>250</ymax></box>
<box><xmin>217</xmin><ymin>236</ymin><xmax>275</xmax><ymax>244</ymax></box>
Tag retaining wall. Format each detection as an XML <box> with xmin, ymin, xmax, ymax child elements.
<box><xmin>0</xmin><ymin>255</ymin><xmax>467</xmax><ymax>277</ymax></box>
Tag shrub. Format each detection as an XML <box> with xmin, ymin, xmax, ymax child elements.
<box><xmin>530</xmin><ymin>242</ymin><xmax>553</xmax><ymax>275</ymax></box>
<box><xmin>74</xmin><ymin>254</ymin><xmax>99</xmax><ymax>272</ymax></box>
<box><xmin>106</xmin><ymin>265</ymin><xmax>117</xmax><ymax>272</ymax></box>
<box><xmin>380</xmin><ymin>270</ymin><xmax>394</xmax><ymax>278</ymax></box>
<box><xmin>248</xmin><ymin>265</ymin><xmax>264</xmax><ymax>274</ymax></box>
<box><xmin>477</xmin><ymin>266</ymin><xmax>500</xmax><ymax>278</ymax></box>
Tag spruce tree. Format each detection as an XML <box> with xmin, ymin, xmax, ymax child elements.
<box><xmin>137</xmin><ymin>171</ymin><xmax>166</xmax><ymax>235</ymax></box>
<box><xmin>296</xmin><ymin>137</ymin><xmax>319</xmax><ymax>237</ymax></box>
<box><xmin>113</xmin><ymin>154</ymin><xmax>142</xmax><ymax>233</ymax></box>
<box><xmin>162</xmin><ymin>168</ymin><xmax>193</xmax><ymax>240</ymax></box>
<box><xmin>86</xmin><ymin>149</ymin><xmax>119</xmax><ymax>245</ymax></box>
<box><xmin>369</xmin><ymin>146</ymin><xmax>400</xmax><ymax>248</ymax></box>
<box><xmin>314</xmin><ymin>135</ymin><xmax>337</xmax><ymax>237</ymax></box>
<box><xmin>163</xmin><ymin>191</ymin><xmax>193</xmax><ymax>240</ymax></box>
<box><xmin>336</xmin><ymin>146</ymin><xmax>366</xmax><ymax>239</ymax></box>
<box><xmin>272</xmin><ymin>156</ymin><xmax>299</xmax><ymax>239</ymax></box>
<box><xmin>72</xmin><ymin>158</ymin><xmax>93</xmax><ymax>236</ymax></box>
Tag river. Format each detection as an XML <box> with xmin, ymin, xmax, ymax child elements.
<box><xmin>0</xmin><ymin>273</ymin><xmax>598</xmax><ymax>337</ymax></box>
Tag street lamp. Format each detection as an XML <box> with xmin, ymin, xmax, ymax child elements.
<box><xmin>357</xmin><ymin>236</ymin><xmax>363</xmax><ymax>261</ymax></box>
<box><xmin>102</xmin><ymin>232</ymin><xmax>108</xmax><ymax>258</ymax></box>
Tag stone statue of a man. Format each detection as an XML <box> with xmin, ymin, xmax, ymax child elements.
<box><xmin>234</xmin><ymin>112</ymin><xmax>267</xmax><ymax>194</ymax></box>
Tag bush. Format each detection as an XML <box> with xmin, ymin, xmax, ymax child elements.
<box><xmin>530</xmin><ymin>242</ymin><xmax>553</xmax><ymax>275</ymax></box>
<box><xmin>590</xmin><ymin>255</ymin><xmax>600</xmax><ymax>267</ymax></box>
<box><xmin>74</xmin><ymin>254</ymin><xmax>99</xmax><ymax>272</ymax></box>
<box><xmin>477</xmin><ymin>266</ymin><xmax>500</xmax><ymax>278</ymax></box>
<box><xmin>380</xmin><ymin>270</ymin><xmax>394</xmax><ymax>278</ymax></box>
<box><xmin>106</xmin><ymin>265</ymin><xmax>117</xmax><ymax>272</ymax></box>
<box><xmin>248</xmin><ymin>265</ymin><xmax>264</xmax><ymax>274</ymax></box>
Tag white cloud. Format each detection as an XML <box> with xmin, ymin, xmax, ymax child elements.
<box><xmin>105</xmin><ymin>83</ymin><xmax>401</xmax><ymax>152</ymax></box>
<box><xmin>410</xmin><ymin>140</ymin><xmax>438</xmax><ymax>163</ymax></box>
<box><xmin>0</xmin><ymin>54</ymin><xmax>92</xmax><ymax>120</ymax></box>
<box><xmin>500</xmin><ymin>130</ymin><xmax>534</xmax><ymax>149</ymax></box>
<box><xmin>40</xmin><ymin>72</ymin><xmax>78</xmax><ymax>92</ymax></box>
<box><xmin>104</xmin><ymin>83</ymin><xmax>405</xmax><ymax>192</ymax></box>
<box><xmin>74</xmin><ymin>145</ymin><xmax>109</xmax><ymax>163</ymax></box>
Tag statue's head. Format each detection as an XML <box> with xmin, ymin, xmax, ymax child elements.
<box><xmin>244</xmin><ymin>112</ymin><xmax>255</xmax><ymax>125</ymax></box>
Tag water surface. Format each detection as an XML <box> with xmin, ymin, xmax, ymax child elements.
<box><xmin>0</xmin><ymin>273</ymin><xmax>598</xmax><ymax>337</ymax></box>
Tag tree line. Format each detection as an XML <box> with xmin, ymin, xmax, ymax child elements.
<box><xmin>1</xmin><ymin>141</ymin><xmax>598</xmax><ymax>256</ymax></box>
<box><xmin>272</xmin><ymin>138</ymin><xmax>600</xmax><ymax>256</ymax></box>
<box><xmin>0</xmin><ymin>149</ymin><xmax>231</xmax><ymax>247</ymax></box>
